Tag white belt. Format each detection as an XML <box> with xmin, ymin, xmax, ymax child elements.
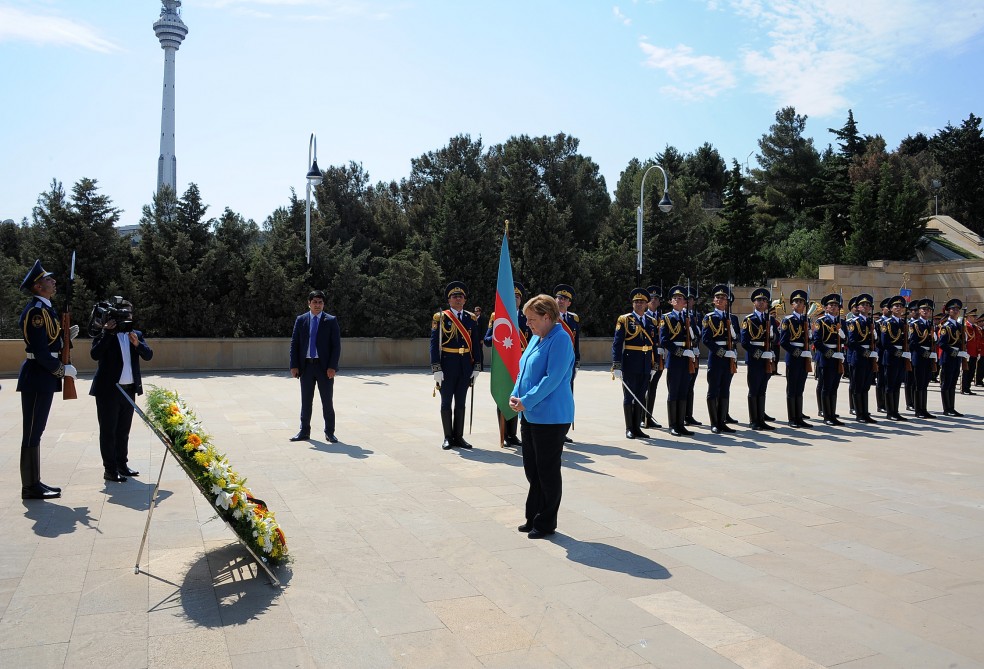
<box><xmin>861</xmin><ymin>345</ymin><xmax>870</xmax><ymax>349</ymax></box>
<box><xmin>714</xmin><ymin>341</ymin><xmax>726</xmax><ymax>345</ymax></box>
<box><xmin>824</xmin><ymin>344</ymin><xmax>837</xmax><ymax>349</ymax></box>
<box><xmin>749</xmin><ymin>341</ymin><xmax>764</xmax><ymax>347</ymax></box>
<box><xmin>791</xmin><ymin>342</ymin><xmax>804</xmax><ymax>348</ymax></box>
<box><xmin>26</xmin><ymin>352</ymin><xmax>35</xmax><ymax>360</ymax></box>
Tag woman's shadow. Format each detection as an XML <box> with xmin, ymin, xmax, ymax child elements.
<box><xmin>23</xmin><ymin>501</ymin><xmax>99</xmax><ymax>538</ymax></box>
<box><xmin>551</xmin><ymin>534</ymin><xmax>671</xmax><ymax>579</ymax></box>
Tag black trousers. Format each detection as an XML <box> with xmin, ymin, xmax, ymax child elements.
<box><xmin>95</xmin><ymin>386</ymin><xmax>137</xmax><ymax>471</ymax></box>
<box><xmin>21</xmin><ymin>391</ymin><xmax>54</xmax><ymax>488</ymax></box>
<box><xmin>520</xmin><ymin>419</ymin><xmax>569</xmax><ymax>533</ymax></box>
<box><xmin>299</xmin><ymin>364</ymin><xmax>335</xmax><ymax>434</ymax></box>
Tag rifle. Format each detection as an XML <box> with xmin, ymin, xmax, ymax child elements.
<box><xmin>803</xmin><ymin>292</ymin><xmax>813</xmax><ymax>374</ymax></box>
<box><xmin>961</xmin><ymin>307</ymin><xmax>970</xmax><ymax>372</ymax></box>
<box><xmin>684</xmin><ymin>311</ymin><xmax>697</xmax><ymax>374</ymax></box>
<box><xmin>763</xmin><ymin>305</ymin><xmax>774</xmax><ymax>375</ymax></box>
<box><xmin>726</xmin><ymin>283</ymin><xmax>737</xmax><ymax>375</ymax></box>
<box><xmin>903</xmin><ymin>312</ymin><xmax>913</xmax><ymax>373</ymax></box>
<box><xmin>61</xmin><ymin>251</ymin><xmax>77</xmax><ymax>400</ymax></box>
<box><xmin>835</xmin><ymin>293</ymin><xmax>845</xmax><ymax>376</ymax></box>
<box><xmin>869</xmin><ymin>307</ymin><xmax>879</xmax><ymax>374</ymax></box>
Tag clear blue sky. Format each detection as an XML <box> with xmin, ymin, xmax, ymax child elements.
<box><xmin>2</xmin><ymin>0</ymin><xmax>983</xmax><ymax>227</ymax></box>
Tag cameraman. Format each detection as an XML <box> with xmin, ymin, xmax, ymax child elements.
<box><xmin>89</xmin><ymin>299</ymin><xmax>153</xmax><ymax>483</ymax></box>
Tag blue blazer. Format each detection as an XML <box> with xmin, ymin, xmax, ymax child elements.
<box><xmin>511</xmin><ymin>322</ymin><xmax>575</xmax><ymax>424</ymax></box>
<box><xmin>289</xmin><ymin>312</ymin><xmax>341</xmax><ymax>373</ymax></box>
<box><xmin>89</xmin><ymin>330</ymin><xmax>153</xmax><ymax>396</ymax></box>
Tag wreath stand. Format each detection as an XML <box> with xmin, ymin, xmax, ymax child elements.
<box><xmin>120</xmin><ymin>385</ymin><xmax>281</xmax><ymax>587</ymax></box>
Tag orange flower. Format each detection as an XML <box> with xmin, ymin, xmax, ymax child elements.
<box><xmin>169</xmin><ymin>403</ymin><xmax>181</xmax><ymax>415</ymax></box>
<box><xmin>186</xmin><ymin>434</ymin><xmax>202</xmax><ymax>448</ymax></box>
<box><xmin>275</xmin><ymin>527</ymin><xmax>287</xmax><ymax>548</ymax></box>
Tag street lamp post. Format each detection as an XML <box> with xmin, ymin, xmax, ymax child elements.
<box><xmin>305</xmin><ymin>132</ymin><xmax>323</xmax><ymax>265</ymax></box>
<box><xmin>931</xmin><ymin>179</ymin><xmax>941</xmax><ymax>217</ymax></box>
<box><xmin>636</xmin><ymin>164</ymin><xmax>673</xmax><ymax>282</ymax></box>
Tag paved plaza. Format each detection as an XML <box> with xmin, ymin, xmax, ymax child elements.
<box><xmin>1</xmin><ymin>366</ymin><xmax>983</xmax><ymax>668</ymax></box>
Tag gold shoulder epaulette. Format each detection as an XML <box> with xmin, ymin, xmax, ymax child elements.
<box><xmin>569</xmin><ymin>312</ymin><xmax>579</xmax><ymax>323</ymax></box>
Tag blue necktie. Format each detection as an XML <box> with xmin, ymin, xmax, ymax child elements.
<box><xmin>309</xmin><ymin>315</ymin><xmax>319</xmax><ymax>358</ymax></box>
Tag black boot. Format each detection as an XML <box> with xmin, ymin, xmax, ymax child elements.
<box><xmin>719</xmin><ymin>398</ymin><xmax>737</xmax><ymax>432</ymax></box>
<box><xmin>441</xmin><ymin>410</ymin><xmax>454</xmax><ymax>449</ymax></box>
<box><xmin>816</xmin><ymin>386</ymin><xmax>824</xmax><ymax>417</ymax></box>
<box><xmin>786</xmin><ymin>397</ymin><xmax>799</xmax><ymax>428</ymax></box>
<box><xmin>453</xmin><ymin>404</ymin><xmax>472</xmax><ymax>449</ymax></box>
<box><xmin>920</xmin><ymin>390</ymin><xmax>936</xmax><ymax>419</ymax></box>
<box><xmin>624</xmin><ymin>404</ymin><xmax>636</xmax><ymax>439</ymax></box>
<box><xmin>633</xmin><ymin>405</ymin><xmax>651</xmax><ymax>438</ymax></box>
<box><xmin>685</xmin><ymin>391</ymin><xmax>702</xmax><ymax>425</ymax></box>
<box><xmin>853</xmin><ymin>394</ymin><xmax>865</xmax><ymax>422</ymax></box>
<box><xmin>748</xmin><ymin>396</ymin><xmax>761</xmax><ymax>430</ymax></box>
<box><xmin>828</xmin><ymin>394</ymin><xmax>845</xmax><ymax>426</ymax></box>
<box><xmin>794</xmin><ymin>395</ymin><xmax>810</xmax><ymax>427</ymax></box>
<box><xmin>905</xmin><ymin>383</ymin><xmax>914</xmax><ymax>411</ymax></box>
<box><xmin>876</xmin><ymin>386</ymin><xmax>886</xmax><ymax>413</ymax></box>
<box><xmin>708</xmin><ymin>398</ymin><xmax>721</xmax><ymax>434</ymax></box>
<box><xmin>677</xmin><ymin>400</ymin><xmax>694</xmax><ymax>435</ymax></box>
<box><xmin>504</xmin><ymin>416</ymin><xmax>522</xmax><ymax>447</ymax></box>
<box><xmin>860</xmin><ymin>394</ymin><xmax>877</xmax><ymax>423</ymax></box>
<box><xmin>849</xmin><ymin>390</ymin><xmax>856</xmax><ymax>415</ymax></box>
<box><xmin>946</xmin><ymin>389</ymin><xmax>963</xmax><ymax>417</ymax></box>
<box><xmin>758</xmin><ymin>396</ymin><xmax>775</xmax><ymax>430</ymax></box>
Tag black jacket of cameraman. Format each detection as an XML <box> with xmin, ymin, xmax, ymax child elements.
<box><xmin>89</xmin><ymin>328</ymin><xmax>153</xmax><ymax>396</ymax></box>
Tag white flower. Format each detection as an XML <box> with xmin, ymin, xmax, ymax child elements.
<box><xmin>215</xmin><ymin>490</ymin><xmax>232</xmax><ymax>510</ymax></box>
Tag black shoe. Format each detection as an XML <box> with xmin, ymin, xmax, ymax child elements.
<box><xmin>644</xmin><ymin>419</ymin><xmax>662</xmax><ymax>428</ymax></box>
<box><xmin>104</xmin><ymin>471</ymin><xmax>127</xmax><ymax>483</ymax></box>
<box><xmin>442</xmin><ymin>438</ymin><xmax>454</xmax><ymax>450</ymax></box>
<box><xmin>22</xmin><ymin>485</ymin><xmax>60</xmax><ymax>500</ymax></box>
<box><xmin>945</xmin><ymin>410</ymin><xmax>964</xmax><ymax>417</ymax></box>
<box><xmin>564</xmin><ymin>436</ymin><xmax>573</xmax><ymax>443</ymax></box>
<box><xmin>504</xmin><ymin>435</ymin><xmax>522</xmax><ymax>447</ymax></box>
<box><xmin>633</xmin><ymin>429</ymin><xmax>651</xmax><ymax>439</ymax></box>
<box><xmin>763</xmin><ymin>413</ymin><xmax>776</xmax><ymax>422</ymax></box>
<box><xmin>725</xmin><ymin>415</ymin><xmax>738</xmax><ymax>424</ymax></box>
<box><xmin>625</xmin><ymin>430</ymin><xmax>636</xmax><ymax>439</ymax></box>
<box><xmin>456</xmin><ymin>438</ymin><xmax>473</xmax><ymax>450</ymax></box>
<box><xmin>720</xmin><ymin>423</ymin><xmax>736</xmax><ymax>433</ymax></box>
<box><xmin>325</xmin><ymin>433</ymin><xmax>339</xmax><ymax>443</ymax></box>
<box><xmin>527</xmin><ymin>528</ymin><xmax>555</xmax><ymax>539</ymax></box>
<box><xmin>685</xmin><ymin>417</ymin><xmax>703</xmax><ymax>426</ymax></box>
<box><xmin>120</xmin><ymin>467</ymin><xmax>140</xmax><ymax>477</ymax></box>
<box><xmin>289</xmin><ymin>432</ymin><xmax>310</xmax><ymax>442</ymax></box>
<box><xmin>518</xmin><ymin>522</ymin><xmax>533</xmax><ymax>532</ymax></box>
<box><xmin>39</xmin><ymin>481</ymin><xmax>62</xmax><ymax>493</ymax></box>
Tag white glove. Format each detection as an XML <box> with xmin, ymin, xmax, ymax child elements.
<box><xmin>761</xmin><ymin>351</ymin><xmax>775</xmax><ymax>360</ymax></box>
<box><xmin>64</xmin><ymin>364</ymin><xmax>78</xmax><ymax>379</ymax></box>
<box><xmin>650</xmin><ymin>369</ymin><xmax>656</xmax><ymax>379</ymax></box>
<box><xmin>433</xmin><ymin>371</ymin><xmax>444</xmax><ymax>384</ymax></box>
<box><xmin>839</xmin><ymin>330</ymin><xmax>846</xmax><ymax>338</ymax></box>
<box><xmin>930</xmin><ymin>352</ymin><xmax>938</xmax><ymax>361</ymax></box>
<box><xmin>832</xmin><ymin>352</ymin><xmax>845</xmax><ymax>361</ymax></box>
<box><xmin>869</xmin><ymin>351</ymin><xmax>879</xmax><ymax>359</ymax></box>
<box><xmin>901</xmin><ymin>352</ymin><xmax>912</xmax><ymax>361</ymax></box>
<box><xmin>69</xmin><ymin>324</ymin><xmax>79</xmax><ymax>340</ymax></box>
<box><xmin>682</xmin><ymin>349</ymin><xmax>695</xmax><ymax>359</ymax></box>
<box><xmin>958</xmin><ymin>350</ymin><xmax>971</xmax><ymax>359</ymax></box>
<box><xmin>471</xmin><ymin>369</ymin><xmax>480</xmax><ymax>380</ymax></box>
<box><xmin>613</xmin><ymin>369</ymin><xmax>622</xmax><ymax>379</ymax></box>
<box><xmin>724</xmin><ymin>350</ymin><xmax>737</xmax><ymax>359</ymax></box>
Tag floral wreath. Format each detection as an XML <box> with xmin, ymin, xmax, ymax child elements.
<box><xmin>146</xmin><ymin>387</ymin><xmax>288</xmax><ymax>564</ymax></box>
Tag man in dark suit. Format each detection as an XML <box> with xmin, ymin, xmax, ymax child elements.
<box><xmin>289</xmin><ymin>290</ymin><xmax>342</xmax><ymax>442</ymax></box>
<box><xmin>17</xmin><ymin>260</ymin><xmax>78</xmax><ymax>500</ymax></box>
<box><xmin>89</xmin><ymin>298</ymin><xmax>154</xmax><ymax>482</ymax></box>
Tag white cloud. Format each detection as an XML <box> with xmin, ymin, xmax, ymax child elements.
<box><xmin>0</xmin><ymin>6</ymin><xmax>120</xmax><ymax>53</ymax></box>
<box><xmin>201</xmin><ymin>0</ymin><xmax>396</xmax><ymax>20</ymax></box>
<box><xmin>613</xmin><ymin>6</ymin><xmax>632</xmax><ymax>26</ymax></box>
<box><xmin>639</xmin><ymin>41</ymin><xmax>737</xmax><ymax>101</ymax></box>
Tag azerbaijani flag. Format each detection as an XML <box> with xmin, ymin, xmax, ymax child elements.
<box><xmin>489</xmin><ymin>232</ymin><xmax>522</xmax><ymax>418</ymax></box>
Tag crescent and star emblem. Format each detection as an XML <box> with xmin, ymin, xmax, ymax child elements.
<box><xmin>492</xmin><ymin>317</ymin><xmax>515</xmax><ymax>349</ymax></box>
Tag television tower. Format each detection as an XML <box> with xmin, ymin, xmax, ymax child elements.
<box><xmin>154</xmin><ymin>0</ymin><xmax>188</xmax><ymax>194</ymax></box>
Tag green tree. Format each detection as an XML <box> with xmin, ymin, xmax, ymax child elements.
<box><xmin>930</xmin><ymin>113</ymin><xmax>984</xmax><ymax>233</ymax></box>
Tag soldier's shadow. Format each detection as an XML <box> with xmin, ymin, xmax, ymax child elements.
<box><xmin>309</xmin><ymin>438</ymin><xmax>372</xmax><ymax>459</ymax></box>
<box><xmin>645</xmin><ymin>434</ymin><xmax>726</xmax><ymax>453</ymax></box>
<box><xmin>457</xmin><ymin>445</ymin><xmax>614</xmax><ymax>477</ymax></box>
<box><xmin>23</xmin><ymin>501</ymin><xmax>99</xmax><ymax>538</ymax></box>
<box><xmin>565</xmin><ymin>441</ymin><xmax>647</xmax><ymax>461</ymax></box>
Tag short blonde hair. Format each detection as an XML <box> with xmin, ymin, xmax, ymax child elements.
<box><xmin>523</xmin><ymin>294</ymin><xmax>560</xmax><ymax>322</ymax></box>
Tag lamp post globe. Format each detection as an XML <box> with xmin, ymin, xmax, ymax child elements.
<box><xmin>305</xmin><ymin>133</ymin><xmax>322</xmax><ymax>264</ymax></box>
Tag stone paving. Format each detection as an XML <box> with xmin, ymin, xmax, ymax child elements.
<box><xmin>1</xmin><ymin>366</ymin><xmax>983</xmax><ymax>668</ymax></box>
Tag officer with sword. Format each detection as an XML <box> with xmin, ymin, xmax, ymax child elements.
<box><xmin>430</xmin><ymin>282</ymin><xmax>483</xmax><ymax>450</ymax></box>
<box><xmin>612</xmin><ymin>287</ymin><xmax>658</xmax><ymax>439</ymax></box>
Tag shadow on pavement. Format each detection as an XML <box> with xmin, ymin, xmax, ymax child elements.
<box><xmin>104</xmin><ymin>478</ymin><xmax>173</xmax><ymax>511</ymax></box>
<box><xmin>22</xmin><ymin>500</ymin><xmax>100</xmax><ymax>537</ymax></box>
<box><xmin>554</xmin><ymin>535</ymin><xmax>671</xmax><ymax>579</ymax></box>
<box><xmin>309</xmin><ymin>438</ymin><xmax>373</xmax><ymax>459</ymax></box>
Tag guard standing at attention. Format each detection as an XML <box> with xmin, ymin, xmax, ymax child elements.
<box><xmin>684</xmin><ymin>288</ymin><xmax>703</xmax><ymax>426</ymax></box>
<box><xmin>909</xmin><ymin>298</ymin><xmax>937</xmax><ymax>419</ymax></box>
<box><xmin>484</xmin><ymin>281</ymin><xmax>532</xmax><ymax>446</ymax></box>
<box><xmin>845</xmin><ymin>296</ymin><xmax>858</xmax><ymax>415</ymax></box>
<box><xmin>643</xmin><ymin>286</ymin><xmax>664</xmax><ymax>428</ymax></box>
<box><xmin>701</xmin><ymin>284</ymin><xmax>739</xmax><ymax>434</ymax></box>
<box><xmin>879</xmin><ymin>295</ymin><xmax>911</xmax><ymax>421</ymax></box>
<box><xmin>874</xmin><ymin>297</ymin><xmax>891</xmax><ymax>413</ymax></box>
<box><xmin>741</xmin><ymin>287</ymin><xmax>779</xmax><ymax>430</ymax></box>
<box><xmin>846</xmin><ymin>293</ymin><xmax>878</xmax><ymax>423</ymax></box>
<box><xmin>962</xmin><ymin>308</ymin><xmax>980</xmax><ymax>394</ymax></box>
<box><xmin>904</xmin><ymin>302</ymin><xmax>920</xmax><ymax>411</ymax></box>
<box><xmin>937</xmin><ymin>298</ymin><xmax>968</xmax><ymax>416</ymax></box>
<box><xmin>660</xmin><ymin>285</ymin><xmax>696</xmax><ymax>436</ymax></box>
<box><xmin>17</xmin><ymin>260</ymin><xmax>78</xmax><ymax>500</ymax></box>
<box><xmin>431</xmin><ymin>282</ymin><xmax>483</xmax><ymax>450</ymax></box>
<box><xmin>778</xmin><ymin>289</ymin><xmax>812</xmax><ymax>428</ymax></box>
<box><xmin>612</xmin><ymin>288</ymin><xmax>658</xmax><ymax>439</ymax></box>
<box><xmin>555</xmin><ymin>284</ymin><xmax>580</xmax><ymax>443</ymax></box>
<box><xmin>813</xmin><ymin>293</ymin><xmax>847</xmax><ymax>426</ymax></box>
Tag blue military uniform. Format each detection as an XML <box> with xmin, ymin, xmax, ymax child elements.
<box><xmin>643</xmin><ymin>285</ymin><xmax>664</xmax><ymax>428</ymax></box>
<box><xmin>874</xmin><ymin>297</ymin><xmax>891</xmax><ymax>412</ymax></box>
<box><xmin>845</xmin><ymin>296</ymin><xmax>858</xmax><ymax>416</ymax></box>
<box><xmin>938</xmin><ymin>298</ymin><xmax>967</xmax><ymax>416</ymax></box>
<box><xmin>555</xmin><ymin>284</ymin><xmax>580</xmax><ymax>444</ymax></box>
<box><xmin>879</xmin><ymin>295</ymin><xmax>910</xmax><ymax>421</ymax></box>
<box><xmin>908</xmin><ymin>298</ymin><xmax>937</xmax><ymax>419</ymax></box>
<box><xmin>701</xmin><ymin>284</ymin><xmax>739</xmax><ymax>434</ymax></box>
<box><xmin>684</xmin><ymin>289</ymin><xmax>703</xmax><ymax>426</ymax></box>
<box><xmin>846</xmin><ymin>293</ymin><xmax>878</xmax><ymax>423</ymax></box>
<box><xmin>904</xmin><ymin>303</ymin><xmax>920</xmax><ymax>411</ymax></box>
<box><xmin>813</xmin><ymin>293</ymin><xmax>847</xmax><ymax>426</ymax></box>
<box><xmin>17</xmin><ymin>260</ymin><xmax>71</xmax><ymax>500</ymax></box>
<box><xmin>612</xmin><ymin>288</ymin><xmax>658</xmax><ymax>439</ymax></box>
<box><xmin>659</xmin><ymin>285</ymin><xmax>698</xmax><ymax>436</ymax></box>
<box><xmin>778</xmin><ymin>289</ymin><xmax>812</xmax><ymax>428</ymax></box>
<box><xmin>484</xmin><ymin>282</ymin><xmax>532</xmax><ymax>447</ymax></box>
<box><xmin>741</xmin><ymin>287</ymin><xmax>780</xmax><ymax>430</ymax></box>
<box><xmin>431</xmin><ymin>282</ymin><xmax>484</xmax><ymax>450</ymax></box>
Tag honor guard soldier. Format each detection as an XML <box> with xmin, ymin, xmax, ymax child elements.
<box><xmin>684</xmin><ymin>288</ymin><xmax>703</xmax><ymax>425</ymax></box>
<box><xmin>909</xmin><ymin>298</ymin><xmax>937</xmax><ymax>419</ymax></box>
<box><xmin>612</xmin><ymin>288</ymin><xmax>658</xmax><ymax>439</ymax></box>
<box><xmin>741</xmin><ymin>288</ymin><xmax>780</xmax><ymax>430</ymax></box>
<box><xmin>660</xmin><ymin>285</ymin><xmax>697</xmax><ymax>436</ymax></box>
<box><xmin>874</xmin><ymin>297</ymin><xmax>892</xmax><ymax>412</ymax></box>
<box><xmin>963</xmin><ymin>308</ymin><xmax>980</xmax><ymax>394</ymax></box>
<box><xmin>813</xmin><ymin>293</ymin><xmax>847</xmax><ymax>426</ymax></box>
<box><xmin>555</xmin><ymin>284</ymin><xmax>580</xmax><ymax>442</ymax></box>
<box><xmin>938</xmin><ymin>298</ymin><xmax>969</xmax><ymax>416</ymax></box>
<box><xmin>778</xmin><ymin>289</ymin><xmax>812</xmax><ymax>428</ymax></box>
<box><xmin>643</xmin><ymin>285</ymin><xmax>664</xmax><ymax>428</ymax></box>
<box><xmin>879</xmin><ymin>295</ymin><xmax>911</xmax><ymax>421</ymax></box>
<box><xmin>431</xmin><ymin>282</ymin><xmax>483</xmax><ymax>450</ymax></box>
<box><xmin>701</xmin><ymin>284</ymin><xmax>739</xmax><ymax>433</ymax></box>
<box><xmin>846</xmin><ymin>293</ymin><xmax>879</xmax><ymax>423</ymax></box>
<box><xmin>845</xmin><ymin>296</ymin><xmax>858</xmax><ymax>415</ymax></box>
<box><xmin>17</xmin><ymin>260</ymin><xmax>78</xmax><ymax>499</ymax></box>
<box><xmin>904</xmin><ymin>302</ymin><xmax>920</xmax><ymax>410</ymax></box>
<box><xmin>485</xmin><ymin>282</ymin><xmax>532</xmax><ymax>446</ymax></box>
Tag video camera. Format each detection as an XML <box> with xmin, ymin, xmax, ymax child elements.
<box><xmin>87</xmin><ymin>296</ymin><xmax>134</xmax><ymax>336</ymax></box>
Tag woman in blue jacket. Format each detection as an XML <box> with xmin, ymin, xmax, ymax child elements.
<box><xmin>509</xmin><ymin>294</ymin><xmax>575</xmax><ymax>539</ymax></box>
